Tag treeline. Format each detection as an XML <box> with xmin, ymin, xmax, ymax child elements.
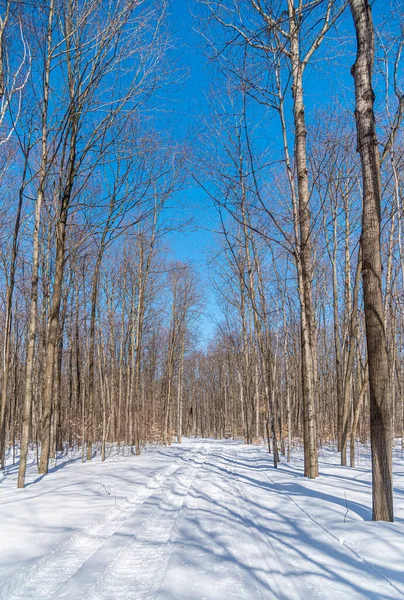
<box><xmin>0</xmin><ymin>0</ymin><xmax>205</xmax><ymax>488</ymax></box>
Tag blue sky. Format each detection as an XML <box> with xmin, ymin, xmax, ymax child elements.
<box><xmin>163</xmin><ymin>0</ymin><xmax>221</xmax><ymax>344</ymax></box>
<box><xmin>161</xmin><ymin>0</ymin><xmax>351</xmax><ymax>344</ymax></box>
<box><xmin>160</xmin><ymin>0</ymin><xmax>399</xmax><ymax>345</ymax></box>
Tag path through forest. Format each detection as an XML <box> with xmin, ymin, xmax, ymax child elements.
<box><xmin>1</xmin><ymin>439</ymin><xmax>404</xmax><ymax>599</ymax></box>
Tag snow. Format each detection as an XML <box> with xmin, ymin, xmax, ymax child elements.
<box><xmin>1</xmin><ymin>439</ymin><xmax>404</xmax><ymax>599</ymax></box>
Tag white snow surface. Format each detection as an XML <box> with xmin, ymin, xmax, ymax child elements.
<box><xmin>1</xmin><ymin>438</ymin><xmax>404</xmax><ymax>599</ymax></box>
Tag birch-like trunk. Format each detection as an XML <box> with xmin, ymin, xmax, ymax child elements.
<box><xmin>289</xmin><ymin>27</ymin><xmax>318</xmax><ymax>478</ymax></box>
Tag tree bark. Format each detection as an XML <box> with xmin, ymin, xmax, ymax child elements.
<box><xmin>39</xmin><ymin>204</ymin><xmax>69</xmax><ymax>474</ymax></box>
<box><xmin>18</xmin><ymin>0</ymin><xmax>54</xmax><ymax>487</ymax></box>
<box><xmin>349</xmin><ymin>0</ymin><xmax>394</xmax><ymax>521</ymax></box>
<box><xmin>0</xmin><ymin>151</ymin><xmax>28</xmax><ymax>467</ymax></box>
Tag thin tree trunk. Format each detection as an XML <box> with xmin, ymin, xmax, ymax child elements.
<box><xmin>17</xmin><ymin>0</ymin><xmax>54</xmax><ymax>488</ymax></box>
<box><xmin>341</xmin><ymin>250</ymin><xmax>362</xmax><ymax>465</ymax></box>
<box><xmin>350</xmin><ymin>367</ymin><xmax>369</xmax><ymax>468</ymax></box>
<box><xmin>177</xmin><ymin>336</ymin><xmax>185</xmax><ymax>444</ymax></box>
<box><xmin>39</xmin><ymin>199</ymin><xmax>70</xmax><ymax>474</ymax></box>
<box><xmin>0</xmin><ymin>154</ymin><xmax>28</xmax><ymax>467</ymax></box>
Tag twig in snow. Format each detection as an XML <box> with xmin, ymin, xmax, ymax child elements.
<box><xmin>97</xmin><ymin>481</ymin><xmax>111</xmax><ymax>495</ymax></box>
<box><xmin>344</xmin><ymin>491</ymin><xmax>350</xmax><ymax>523</ymax></box>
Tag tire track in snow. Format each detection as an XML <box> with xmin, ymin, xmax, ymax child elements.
<box><xmin>204</xmin><ymin>447</ymin><xmax>266</xmax><ymax>600</ymax></box>
<box><xmin>81</xmin><ymin>443</ymin><xmax>211</xmax><ymax>600</ymax></box>
<box><xmin>152</xmin><ymin>444</ymin><xmax>271</xmax><ymax>600</ymax></box>
<box><xmin>170</xmin><ymin>446</ymin><xmax>256</xmax><ymax>600</ymax></box>
<box><xmin>0</xmin><ymin>446</ymin><xmax>203</xmax><ymax>600</ymax></box>
<box><xmin>224</xmin><ymin>448</ymin><xmax>302</xmax><ymax>600</ymax></box>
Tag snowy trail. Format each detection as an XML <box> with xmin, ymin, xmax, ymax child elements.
<box><xmin>2</xmin><ymin>439</ymin><xmax>404</xmax><ymax>599</ymax></box>
<box><xmin>76</xmin><ymin>442</ymin><xmax>211</xmax><ymax>600</ymax></box>
<box><xmin>157</xmin><ymin>444</ymin><xmax>272</xmax><ymax>599</ymax></box>
<box><xmin>1</xmin><ymin>444</ymin><xmax>205</xmax><ymax>600</ymax></box>
<box><xmin>261</xmin><ymin>465</ymin><xmax>403</xmax><ymax>598</ymax></box>
<box><xmin>227</xmin><ymin>446</ymin><xmax>403</xmax><ymax>600</ymax></box>
<box><xmin>225</xmin><ymin>448</ymin><xmax>302</xmax><ymax>600</ymax></box>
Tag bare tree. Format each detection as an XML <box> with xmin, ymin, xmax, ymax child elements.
<box><xmin>349</xmin><ymin>0</ymin><xmax>393</xmax><ymax>521</ymax></box>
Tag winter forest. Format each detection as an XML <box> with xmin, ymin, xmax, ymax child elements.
<box><xmin>1</xmin><ymin>1</ymin><xmax>404</xmax><ymax>598</ymax></box>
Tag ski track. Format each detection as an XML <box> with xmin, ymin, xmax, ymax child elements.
<box><xmin>80</xmin><ymin>443</ymin><xmax>211</xmax><ymax>600</ymax></box>
<box><xmin>0</xmin><ymin>444</ymin><xmax>204</xmax><ymax>600</ymax></box>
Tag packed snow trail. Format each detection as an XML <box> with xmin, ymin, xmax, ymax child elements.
<box><xmin>2</xmin><ymin>444</ymin><xmax>207</xmax><ymax>600</ymax></box>
<box><xmin>1</xmin><ymin>439</ymin><xmax>404</xmax><ymax>599</ymax></box>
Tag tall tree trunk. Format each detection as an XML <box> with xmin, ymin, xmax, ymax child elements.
<box><xmin>277</xmin><ymin>34</ymin><xmax>318</xmax><ymax>478</ymax></box>
<box><xmin>341</xmin><ymin>250</ymin><xmax>362</xmax><ymax>465</ymax></box>
<box><xmin>17</xmin><ymin>0</ymin><xmax>54</xmax><ymax>488</ymax></box>
<box><xmin>39</xmin><ymin>206</ymin><xmax>68</xmax><ymax>474</ymax></box>
<box><xmin>0</xmin><ymin>154</ymin><xmax>28</xmax><ymax>467</ymax></box>
<box><xmin>331</xmin><ymin>205</ymin><xmax>343</xmax><ymax>451</ymax></box>
<box><xmin>292</xmin><ymin>61</ymin><xmax>318</xmax><ymax>479</ymax></box>
<box><xmin>54</xmin><ymin>296</ymin><xmax>67</xmax><ymax>454</ymax></box>
<box><xmin>349</xmin><ymin>0</ymin><xmax>394</xmax><ymax>521</ymax></box>
<box><xmin>87</xmin><ymin>250</ymin><xmax>105</xmax><ymax>460</ymax></box>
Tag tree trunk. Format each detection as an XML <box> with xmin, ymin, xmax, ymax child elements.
<box><xmin>0</xmin><ymin>157</ymin><xmax>27</xmax><ymax>467</ymax></box>
<box><xmin>289</xmin><ymin>21</ymin><xmax>318</xmax><ymax>478</ymax></box>
<box><xmin>341</xmin><ymin>250</ymin><xmax>362</xmax><ymax>465</ymax></box>
<box><xmin>17</xmin><ymin>0</ymin><xmax>54</xmax><ymax>487</ymax></box>
<box><xmin>39</xmin><ymin>209</ymin><xmax>68</xmax><ymax>474</ymax></box>
<box><xmin>349</xmin><ymin>0</ymin><xmax>394</xmax><ymax>521</ymax></box>
<box><xmin>177</xmin><ymin>336</ymin><xmax>185</xmax><ymax>444</ymax></box>
<box><xmin>351</xmin><ymin>368</ymin><xmax>369</xmax><ymax>468</ymax></box>
<box><xmin>87</xmin><ymin>251</ymin><xmax>104</xmax><ymax>460</ymax></box>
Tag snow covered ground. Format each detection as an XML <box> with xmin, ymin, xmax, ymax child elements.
<box><xmin>1</xmin><ymin>439</ymin><xmax>404</xmax><ymax>599</ymax></box>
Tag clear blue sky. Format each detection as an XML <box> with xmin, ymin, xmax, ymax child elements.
<box><xmin>164</xmin><ymin>0</ymin><xmax>221</xmax><ymax>344</ymax></box>
<box><xmin>161</xmin><ymin>0</ymin><xmax>397</xmax><ymax>345</ymax></box>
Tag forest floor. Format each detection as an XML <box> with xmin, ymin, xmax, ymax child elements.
<box><xmin>1</xmin><ymin>439</ymin><xmax>404</xmax><ymax>600</ymax></box>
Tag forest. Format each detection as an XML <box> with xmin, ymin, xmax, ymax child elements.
<box><xmin>0</xmin><ymin>0</ymin><xmax>403</xmax><ymax>552</ymax></box>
